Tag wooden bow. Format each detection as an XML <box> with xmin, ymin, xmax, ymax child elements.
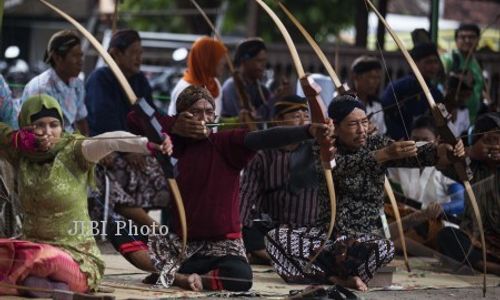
<box><xmin>277</xmin><ymin>1</ymin><xmax>411</xmax><ymax>273</ymax></box>
<box><xmin>39</xmin><ymin>0</ymin><xmax>188</xmax><ymax>260</ymax></box>
<box><xmin>365</xmin><ymin>0</ymin><xmax>487</xmax><ymax>296</ymax></box>
<box><xmin>189</xmin><ymin>0</ymin><xmax>258</xmax><ymax>131</ymax></box>
<box><xmin>255</xmin><ymin>0</ymin><xmax>336</xmax><ymax>268</ymax></box>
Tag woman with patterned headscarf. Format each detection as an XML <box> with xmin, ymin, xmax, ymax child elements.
<box><xmin>0</xmin><ymin>94</ymin><xmax>172</xmax><ymax>298</ymax></box>
<box><xmin>168</xmin><ymin>36</ymin><xmax>227</xmax><ymax>116</ymax></box>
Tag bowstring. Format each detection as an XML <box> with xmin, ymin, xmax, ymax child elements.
<box><xmin>363</xmin><ymin>0</ymin><xmax>479</xmax><ymax>276</ymax></box>
<box><xmin>371</xmin><ymin>14</ymin><xmax>423</xmax><ymax>169</ymax></box>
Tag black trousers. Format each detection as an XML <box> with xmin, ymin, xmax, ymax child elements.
<box><xmin>107</xmin><ymin>218</ymin><xmax>252</xmax><ymax>291</ymax></box>
<box><xmin>179</xmin><ymin>255</ymin><xmax>253</xmax><ymax>291</ymax></box>
<box><xmin>242</xmin><ymin>221</ymin><xmax>274</xmax><ymax>252</ymax></box>
<box><xmin>437</xmin><ymin>227</ymin><xmax>483</xmax><ymax>266</ymax></box>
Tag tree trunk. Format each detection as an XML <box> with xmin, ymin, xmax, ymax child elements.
<box><xmin>355</xmin><ymin>0</ymin><xmax>368</xmax><ymax>48</ymax></box>
<box><xmin>245</xmin><ymin>0</ymin><xmax>258</xmax><ymax>37</ymax></box>
<box><xmin>376</xmin><ymin>0</ymin><xmax>388</xmax><ymax>50</ymax></box>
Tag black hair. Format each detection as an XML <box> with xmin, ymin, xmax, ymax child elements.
<box><xmin>44</xmin><ymin>30</ymin><xmax>81</xmax><ymax>67</ymax></box>
<box><xmin>234</xmin><ymin>38</ymin><xmax>267</xmax><ymax>67</ymax></box>
<box><xmin>412</xmin><ymin>114</ymin><xmax>437</xmax><ymax>135</ymax></box>
<box><xmin>410</xmin><ymin>42</ymin><xmax>439</xmax><ymax>62</ymax></box>
<box><xmin>328</xmin><ymin>94</ymin><xmax>366</xmax><ymax>123</ymax></box>
<box><xmin>351</xmin><ymin>56</ymin><xmax>382</xmax><ymax>75</ymax></box>
<box><xmin>455</xmin><ymin>23</ymin><xmax>480</xmax><ymax>40</ymax></box>
<box><xmin>109</xmin><ymin>29</ymin><xmax>141</xmax><ymax>53</ymax></box>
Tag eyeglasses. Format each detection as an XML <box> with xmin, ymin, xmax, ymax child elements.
<box><xmin>187</xmin><ymin>108</ymin><xmax>216</xmax><ymax>119</ymax></box>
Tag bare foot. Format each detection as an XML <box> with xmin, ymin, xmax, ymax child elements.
<box><xmin>328</xmin><ymin>275</ymin><xmax>368</xmax><ymax>292</ymax></box>
<box><xmin>174</xmin><ymin>273</ymin><xmax>203</xmax><ymax>291</ymax></box>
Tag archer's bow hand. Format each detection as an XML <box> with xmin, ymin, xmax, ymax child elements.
<box><xmin>437</xmin><ymin>139</ymin><xmax>466</xmax><ymax>166</ymax></box>
<box><xmin>172</xmin><ymin>111</ymin><xmax>209</xmax><ymax>139</ymax></box>
<box><xmin>374</xmin><ymin>141</ymin><xmax>418</xmax><ymax>163</ymax></box>
<box><xmin>17</xmin><ymin>126</ymin><xmax>52</xmax><ymax>152</ymax></box>
<box><xmin>147</xmin><ymin>133</ymin><xmax>173</xmax><ymax>156</ymax></box>
<box><xmin>308</xmin><ymin>119</ymin><xmax>336</xmax><ymax>157</ymax></box>
<box><xmin>308</xmin><ymin>118</ymin><xmax>335</xmax><ymax>139</ymax></box>
<box><xmin>423</xmin><ymin>202</ymin><xmax>444</xmax><ymax>221</ymax></box>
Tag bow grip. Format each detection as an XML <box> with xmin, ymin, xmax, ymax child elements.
<box><xmin>432</xmin><ymin>103</ymin><xmax>473</xmax><ymax>181</ymax></box>
<box><xmin>132</xmin><ymin>98</ymin><xmax>175</xmax><ymax>178</ymax></box>
<box><xmin>299</xmin><ymin>75</ymin><xmax>333</xmax><ymax>169</ymax></box>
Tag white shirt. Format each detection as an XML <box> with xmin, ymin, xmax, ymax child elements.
<box><xmin>387</xmin><ymin>167</ymin><xmax>458</xmax><ymax>208</ymax></box>
<box><xmin>296</xmin><ymin>73</ymin><xmax>336</xmax><ymax>108</ymax></box>
<box><xmin>365</xmin><ymin>101</ymin><xmax>387</xmax><ymax>135</ymax></box>
<box><xmin>450</xmin><ymin>108</ymin><xmax>470</xmax><ymax>137</ymax></box>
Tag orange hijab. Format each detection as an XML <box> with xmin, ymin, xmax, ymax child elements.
<box><xmin>183</xmin><ymin>36</ymin><xmax>227</xmax><ymax>98</ymax></box>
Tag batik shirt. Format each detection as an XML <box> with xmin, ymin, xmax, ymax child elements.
<box><xmin>0</xmin><ymin>75</ymin><xmax>18</xmax><ymax>129</ymax></box>
<box><xmin>334</xmin><ymin>134</ymin><xmax>437</xmax><ymax>236</ymax></box>
<box><xmin>21</xmin><ymin>68</ymin><xmax>87</xmax><ymax>132</ymax></box>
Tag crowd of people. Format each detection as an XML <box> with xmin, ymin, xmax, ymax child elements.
<box><xmin>0</xmin><ymin>19</ymin><xmax>498</xmax><ymax>299</ymax></box>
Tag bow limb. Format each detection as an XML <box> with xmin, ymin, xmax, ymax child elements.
<box><xmin>279</xmin><ymin>1</ymin><xmax>411</xmax><ymax>272</ymax></box>
<box><xmin>255</xmin><ymin>0</ymin><xmax>335</xmax><ymax>269</ymax></box>
<box><xmin>365</xmin><ymin>0</ymin><xmax>486</xmax><ymax>295</ymax></box>
<box><xmin>190</xmin><ymin>0</ymin><xmax>258</xmax><ymax>131</ymax></box>
<box><xmin>39</xmin><ymin>0</ymin><xmax>187</xmax><ymax>260</ymax></box>
<box><xmin>277</xmin><ymin>1</ymin><xmax>342</xmax><ymax>89</ymax></box>
<box><xmin>384</xmin><ymin>177</ymin><xmax>411</xmax><ymax>272</ymax></box>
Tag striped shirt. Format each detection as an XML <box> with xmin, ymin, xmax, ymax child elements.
<box><xmin>240</xmin><ymin>141</ymin><xmax>327</xmax><ymax>228</ymax></box>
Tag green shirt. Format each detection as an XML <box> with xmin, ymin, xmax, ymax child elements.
<box><xmin>441</xmin><ymin>49</ymin><xmax>484</xmax><ymax>123</ymax></box>
<box><xmin>0</xmin><ymin>124</ymin><xmax>104</xmax><ymax>291</ymax></box>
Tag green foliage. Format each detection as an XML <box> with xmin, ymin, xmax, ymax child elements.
<box><xmin>120</xmin><ymin>0</ymin><xmax>191</xmax><ymax>33</ymax></box>
<box><xmin>226</xmin><ymin>0</ymin><xmax>355</xmax><ymax>43</ymax></box>
<box><xmin>119</xmin><ymin>0</ymin><xmax>355</xmax><ymax>42</ymax></box>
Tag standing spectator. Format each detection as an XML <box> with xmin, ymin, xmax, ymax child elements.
<box><xmin>168</xmin><ymin>36</ymin><xmax>227</xmax><ymax>117</ymax></box>
<box><xmin>0</xmin><ymin>74</ymin><xmax>18</xmax><ymax>129</ymax></box>
<box><xmin>221</xmin><ymin>38</ymin><xmax>274</xmax><ymax>122</ymax></box>
<box><xmin>85</xmin><ymin>29</ymin><xmax>169</xmax><ymax>244</ymax></box>
<box><xmin>381</xmin><ymin>43</ymin><xmax>443</xmax><ymax>140</ymax></box>
<box><xmin>442</xmin><ymin>71</ymin><xmax>474</xmax><ymax>137</ymax></box>
<box><xmin>441</xmin><ymin>24</ymin><xmax>484</xmax><ymax>123</ymax></box>
<box><xmin>21</xmin><ymin>30</ymin><xmax>88</xmax><ymax>135</ymax></box>
<box><xmin>350</xmin><ymin>56</ymin><xmax>386</xmax><ymax>135</ymax></box>
<box><xmin>0</xmin><ymin>74</ymin><xmax>19</xmax><ymax>228</ymax></box>
<box><xmin>86</xmin><ymin>29</ymin><xmax>153</xmax><ymax>136</ymax></box>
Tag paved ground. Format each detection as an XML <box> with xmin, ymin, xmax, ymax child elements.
<box><xmin>362</xmin><ymin>286</ymin><xmax>500</xmax><ymax>299</ymax></box>
<box><xmin>93</xmin><ymin>240</ymin><xmax>500</xmax><ymax>300</ymax></box>
<box><xmin>3</xmin><ymin>217</ymin><xmax>499</xmax><ymax>299</ymax></box>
